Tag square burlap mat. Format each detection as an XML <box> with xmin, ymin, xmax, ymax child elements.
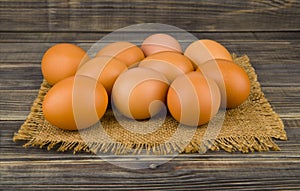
<box><xmin>13</xmin><ymin>55</ymin><xmax>287</xmax><ymax>154</ymax></box>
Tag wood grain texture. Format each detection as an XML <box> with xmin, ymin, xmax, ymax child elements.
<box><xmin>1</xmin><ymin>0</ymin><xmax>300</xmax><ymax>190</ymax></box>
<box><xmin>0</xmin><ymin>0</ymin><xmax>299</xmax><ymax>32</ymax></box>
<box><xmin>1</xmin><ymin>122</ymin><xmax>300</xmax><ymax>190</ymax></box>
<box><xmin>1</xmin><ymin>37</ymin><xmax>299</xmax><ymax>190</ymax></box>
<box><xmin>1</xmin><ymin>160</ymin><xmax>299</xmax><ymax>190</ymax></box>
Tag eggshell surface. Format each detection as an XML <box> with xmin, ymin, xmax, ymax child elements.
<box><xmin>141</xmin><ymin>33</ymin><xmax>182</xmax><ymax>56</ymax></box>
<box><xmin>42</xmin><ymin>76</ymin><xmax>108</xmax><ymax>131</ymax></box>
<box><xmin>76</xmin><ymin>56</ymin><xmax>127</xmax><ymax>95</ymax></box>
<box><xmin>41</xmin><ymin>43</ymin><xmax>89</xmax><ymax>85</ymax></box>
<box><xmin>112</xmin><ymin>67</ymin><xmax>169</xmax><ymax>120</ymax></box>
<box><xmin>139</xmin><ymin>51</ymin><xmax>194</xmax><ymax>82</ymax></box>
<box><xmin>199</xmin><ymin>59</ymin><xmax>250</xmax><ymax>108</ymax></box>
<box><xmin>96</xmin><ymin>41</ymin><xmax>144</xmax><ymax>68</ymax></box>
<box><xmin>184</xmin><ymin>39</ymin><xmax>232</xmax><ymax>67</ymax></box>
<box><xmin>167</xmin><ymin>71</ymin><xmax>221</xmax><ymax>126</ymax></box>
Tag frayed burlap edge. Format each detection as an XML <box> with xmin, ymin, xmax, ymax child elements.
<box><xmin>13</xmin><ymin>54</ymin><xmax>287</xmax><ymax>154</ymax></box>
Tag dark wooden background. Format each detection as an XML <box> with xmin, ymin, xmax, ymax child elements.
<box><xmin>1</xmin><ymin>0</ymin><xmax>299</xmax><ymax>190</ymax></box>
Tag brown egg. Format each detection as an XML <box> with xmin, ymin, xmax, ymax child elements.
<box><xmin>76</xmin><ymin>56</ymin><xmax>128</xmax><ymax>95</ymax></box>
<box><xmin>43</xmin><ymin>76</ymin><xmax>108</xmax><ymax>131</ymax></box>
<box><xmin>167</xmin><ymin>71</ymin><xmax>221</xmax><ymax>126</ymax></box>
<box><xmin>199</xmin><ymin>59</ymin><xmax>251</xmax><ymax>108</ymax></box>
<box><xmin>112</xmin><ymin>67</ymin><xmax>169</xmax><ymax>120</ymax></box>
<box><xmin>95</xmin><ymin>41</ymin><xmax>144</xmax><ymax>68</ymax></box>
<box><xmin>41</xmin><ymin>43</ymin><xmax>89</xmax><ymax>85</ymax></box>
<box><xmin>141</xmin><ymin>33</ymin><xmax>182</xmax><ymax>56</ymax></box>
<box><xmin>139</xmin><ymin>51</ymin><xmax>194</xmax><ymax>82</ymax></box>
<box><xmin>184</xmin><ymin>39</ymin><xmax>232</xmax><ymax>68</ymax></box>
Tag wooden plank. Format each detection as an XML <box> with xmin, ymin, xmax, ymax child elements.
<box><xmin>0</xmin><ymin>0</ymin><xmax>299</xmax><ymax>32</ymax></box>
<box><xmin>1</xmin><ymin>85</ymin><xmax>299</xmax><ymax>119</ymax></box>
<box><xmin>1</xmin><ymin>61</ymin><xmax>299</xmax><ymax>88</ymax></box>
<box><xmin>0</xmin><ymin>64</ymin><xmax>294</xmax><ymax>89</ymax></box>
<box><xmin>1</xmin><ymin>31</ymin><xmax>299</xmax><ymax>43</ymax></box>
<box><xmin>0</xmin><ymin>157</ymin><xmax>299</xmax><ymax>190</ymax></box>
<box><xmin>1</xmin><ymin>40</ymin><xmax>299</xmax><ymax>64</ymax></box>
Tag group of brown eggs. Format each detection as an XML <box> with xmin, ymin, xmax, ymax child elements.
<box><xmin>41</xmin><ymin>33</ymin><xmax>250</xmax><ymax>131</ymax></box>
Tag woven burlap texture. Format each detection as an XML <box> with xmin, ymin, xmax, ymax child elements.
<box><xmin>13</xmin><ymin>55</ymin><xmax>287</xmax><ymax>154</ymax></box>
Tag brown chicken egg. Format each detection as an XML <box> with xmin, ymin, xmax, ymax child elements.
<box><xmin>42</xmin><ymin>76</ymin><xmax>108</xmax><ymax>131</ymax></box>
<box><xmin>95</xmin><ymin>41</ymin><xmax>144</xmax><ymax>68</ymax></box>
<box><xmin>76</xmin><ymin>56</ymin><xmax>128</xmax><ymax>95</ymax></box>
<box><xmin>112</xmin><ymin>67</ymin><xmax>169</xmax><ymax>120</ymax></box>
<box><xmin>139</xmin><ymin>51</ymin><xmax>194</xmax><ymax>82</ymax></box>
<box><xmin>41</xmin><ymin>43</ymin><xmax>89</xmax><ymax>85</ymax></box>
<box><xmin>184</xmin><ymin>39</ymin><xmax>232</xmax><ymax>68</ymax></box>
<box><xmin>199</xmin><ymin>59</ymin><xmax>251</xmax><ymax>108</ymax></box>
<box><xmin>167</xmin><ymin>71</ymin><xmax>221</xmax><ymax>126</ymax></box>
<box><xmin>141</xmin><ymin>33</ymin><xmax>182</xmax><ymax>56</ymax></box>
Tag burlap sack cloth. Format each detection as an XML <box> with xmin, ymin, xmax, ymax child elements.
<box><xmin>13</xmin><ymin>55</ymin><xmax>287</xmax><ymax>154</ymax></box>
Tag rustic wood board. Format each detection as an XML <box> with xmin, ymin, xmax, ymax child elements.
<box><xmin>0</xmin><ymin>0</ymin><xmax>299</xmax><ymax>190</ymax></box>
<box><xmin>0</xmin><ymin>0</ymin><xmax>299</xmax><ymax>32</ymax></box>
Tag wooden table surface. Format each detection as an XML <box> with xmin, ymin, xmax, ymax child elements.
<box><xmin>1</xmin><ymin>1</ymin><xmax>299</xmax><ymax>190</ymax></box>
